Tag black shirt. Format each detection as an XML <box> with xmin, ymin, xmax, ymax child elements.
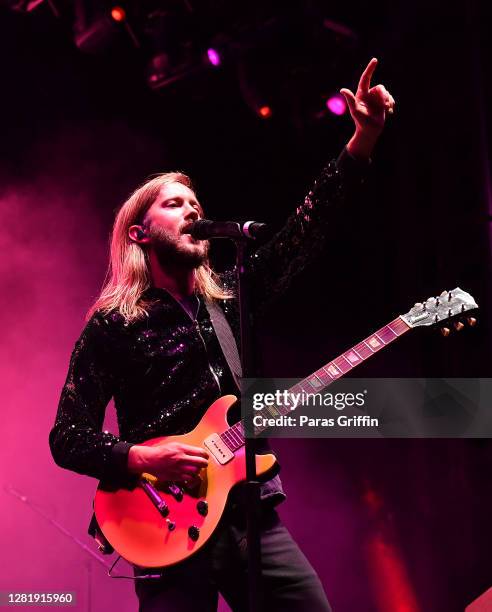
<box><xmin>49</xmin><ymin>148</ymin><xmax>368</xmax><ymax>504</ymax></box>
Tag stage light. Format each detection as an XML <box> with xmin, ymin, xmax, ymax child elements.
<box><xmin>74</xmin><ymin>0</ymin><xmax>138</xmax><ymax>53</ymax></box>
<box><xmin>110</xmin><ymin>6</ymin><xmax>126</xmax><ymax>22</ymax></box>
<box><xmin>258</xmin><ymin>105</ymin><xmax>272</xmax><ymax>119</ymax></box>
<box><xmin>326</xmin><ymin>94</ymin><xmax>346</xmax><ymax>116</ymax></box>
<box><xmin>146</xmin><ymin>53</ymin><xmax>171</xmax><ymax>87</ymax></box>
<box><xmin>206</xmin><ymin>48</ymin><xmax>221</xmax><ymax>67</ymax></box>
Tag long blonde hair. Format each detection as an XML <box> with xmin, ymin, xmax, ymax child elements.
<box><xmin>87</xmin><ymin>172</ymin><xmax>232</xmax><ymax>322</ymax></box>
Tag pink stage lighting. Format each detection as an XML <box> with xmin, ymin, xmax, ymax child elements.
<box><xmin>326</xmin><ymin>94</ymin><xmax>347</xmax><ymax>116</ymax></box>
<box><xmin>207</xmin><ymin>48</ymin><xmax>221</xmax><ymax>67</ymax></box>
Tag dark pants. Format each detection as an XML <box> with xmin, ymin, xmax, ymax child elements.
<box><xmin>134</xmin><ymin>505</ymin><xmax>331</xmax><ymax>611</ymax></box>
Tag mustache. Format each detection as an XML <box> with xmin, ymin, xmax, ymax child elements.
<box><xmin>145</xmin><ymin>223</ymin><xmax>209</xmax><ymax>268</ymax></box>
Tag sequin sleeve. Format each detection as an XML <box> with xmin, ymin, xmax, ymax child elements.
<box><xmin>250</xmin><ymin>147</ymin><xmax>369</xmax><ymax>314</ymax></box>
<box><xmin>49</xmin><ymin>313</ymin><xmax>134</xmax><ymax>483</ymax></box>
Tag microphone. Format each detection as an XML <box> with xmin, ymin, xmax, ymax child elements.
<box><xmin>183</xmin><ymin>219</ymin><xmax>269</xmax><ymax>241</ymax></box>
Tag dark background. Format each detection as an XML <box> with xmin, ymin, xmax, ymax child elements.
<box><xmin>1</xmin><ymin>1</ymin><xmax>491</xmax><ymax>610</ymax></box>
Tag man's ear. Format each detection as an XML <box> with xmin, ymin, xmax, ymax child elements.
<box><xmin>129</xmin><ymin>225</ymin><xmax>150</xmax><ymax>243</ymax></box>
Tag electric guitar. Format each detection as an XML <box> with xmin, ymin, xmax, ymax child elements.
<box><xmin>94</xmin><ymin>287</ymin><xmax>478</xmax><ymax>568</ymax></box>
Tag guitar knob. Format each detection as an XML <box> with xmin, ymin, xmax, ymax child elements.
<box><xmin>188</xmin><ymin>526</ymin><xmax>200</xmax><ymax>541</ymax></box>
<box><xmin>467</xmin><ymin>317</ymin><xmax>477</xmax><ymax>327</ymax></box>
<box><xmin>167</xmin><ymin>483</ymin><xmax>184</xmax><ymax>501</ymax></box>
<box><xmin>157</xmin><ymin>501</ymin><xmax>169</xmax><ymax>517</ymax></box>
<box><xmin>454</xmin><ymin>321</ymin><xmax>464</xmax><ymax>331</ymax></box>
<box><xmin>166</xmin><ymin>519</ymin><xmax>176</xmax><ymax>531</ymax></box>
<box><xmin>197</xmin><ymin>500</ymin><xmax>208</xmax><ymax>516</ymax></box>
<box><xmin>440</xmin><ymin>327</ymin><xmax>451</xmax><ymax>337</ymax></box>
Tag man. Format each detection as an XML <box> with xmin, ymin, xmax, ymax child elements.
<box><xmin>50</xmin><ymin>58</ymin><xmax>394</xmax><ymax>611</ymax></box>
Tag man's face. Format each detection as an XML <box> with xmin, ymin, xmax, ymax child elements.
<box><xmin>143</xmin><ymin>182</ymin><xmax>208</xmax><ymax>268</ymax></box>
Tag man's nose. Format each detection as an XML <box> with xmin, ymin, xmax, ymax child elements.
<box><xmin>184</xmin><ymin>203</ymin><xmax>199</xmax><ymax>220</ymax></box>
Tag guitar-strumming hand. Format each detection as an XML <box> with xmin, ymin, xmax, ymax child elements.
<box><xmin>127</xmin><ymin>442</ymin><xmax>209</xmax><ymax>483</ymax></box>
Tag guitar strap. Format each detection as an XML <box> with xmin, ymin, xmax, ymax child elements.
<box><xmin>205</xmin><ymin>300</ymin><xmax>242</xmax><ymax>392</ymax></box>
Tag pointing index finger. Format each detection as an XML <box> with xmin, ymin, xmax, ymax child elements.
<box><xmin>357</xmin><ymin>58</ymin><xmax>378</xmax><ymax>93</ymax></box>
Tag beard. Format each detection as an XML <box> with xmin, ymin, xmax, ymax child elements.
<box><xmin>146</xmin><ymin>223</ymin><xmax>209</xmax><ymax>269</ymax></box>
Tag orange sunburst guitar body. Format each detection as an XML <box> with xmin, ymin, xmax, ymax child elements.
<box><xmin>93</xmin><ymin>288</ymin><xmax>478</xmax><ymax>570</ymax></box>
<box><xmin>94</xmin><ymin>395</ymin><xmax>277</xmax><ymax>569</ymax></box>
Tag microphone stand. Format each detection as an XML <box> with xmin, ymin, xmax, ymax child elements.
<box><xmin>187</xmin><ymin>220</ymin><xmax>270</xmax><ymax>610</ymax></box>
<box><xmin>235</xmin><ymin>239</ymin><xmax>263</xmax><ymax>612</ymax></box>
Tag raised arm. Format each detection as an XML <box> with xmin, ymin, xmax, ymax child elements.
<box><xmin>250</xmin><ymin>58</ymin><xmax>394</xmax><ymax>314</ymax></box>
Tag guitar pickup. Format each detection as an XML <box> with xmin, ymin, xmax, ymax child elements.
<box><xmin>204</xmin><ymin>434</ymin><xmax>234</xmax><ymax>465</ymax></box>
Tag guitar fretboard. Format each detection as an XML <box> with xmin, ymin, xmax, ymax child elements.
<box><xmin>219</xmin><ymin>316</ymin><xmax>411</xmax><ymax>449</ymax></box>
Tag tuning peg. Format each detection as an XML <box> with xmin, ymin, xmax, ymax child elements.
<box><xmin>447</xmin><ymin>292</ymin><xmax>453</xmax><ymax>301</ymax></box>
<box><xmin>414</xmin><ymin>302</ymin><xmax>423</xmax><ymax>309</ymax></box>
<box><xmin>454</xmin><ymin>321</ymin><xmax>465</xmax><ymax>331</ymax></box>
<box><xmin>440</xmin><ymin>327</ymin><xmax>451</xmax><ymax>337</ymax></box>
<box><xmin>467</xmin><ymin>317</ymin><xmax>477</xmax><ymax>327</ymax></box>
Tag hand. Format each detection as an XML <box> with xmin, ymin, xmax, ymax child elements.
<box><xmin>128</xmin><ymin>442</ymin><xmax>209</xmax><ymax>484</ymax></box>
<box><xmin>340</xmin><ymin>58</ymin><xmax>395</xmax><ymax>159</ymax></box>
<box><xmin>341</xmin><ymin>58</ymin><xmax>395</xmax><ymax>135</ymax></box>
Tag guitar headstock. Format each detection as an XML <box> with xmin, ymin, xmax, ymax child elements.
<box><xmin>400</xmin><ymin>288</ymin><xmax>478</xmax><ymax>334</ymax></box>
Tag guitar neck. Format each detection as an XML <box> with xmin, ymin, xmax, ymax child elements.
<box><xmin>223</xmin><ymin>316</ymin><xmax>411</xmax><ymax>446</ymax></box>
<box><xmin>289</xmin><ymin>316</ymin><xmax>410</xmax><ymax>399</ymax></box>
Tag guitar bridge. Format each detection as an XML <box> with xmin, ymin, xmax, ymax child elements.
<box><xmin>204</xmin><ymin>434</ymin><xmax>234</xmax><ymax>465</ymax></box>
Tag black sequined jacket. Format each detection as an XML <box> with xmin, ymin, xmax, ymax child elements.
<box><xmin>49</xmin><ymin>148</ymin><xmax>368</xmax><ymax>504</ymax></box>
